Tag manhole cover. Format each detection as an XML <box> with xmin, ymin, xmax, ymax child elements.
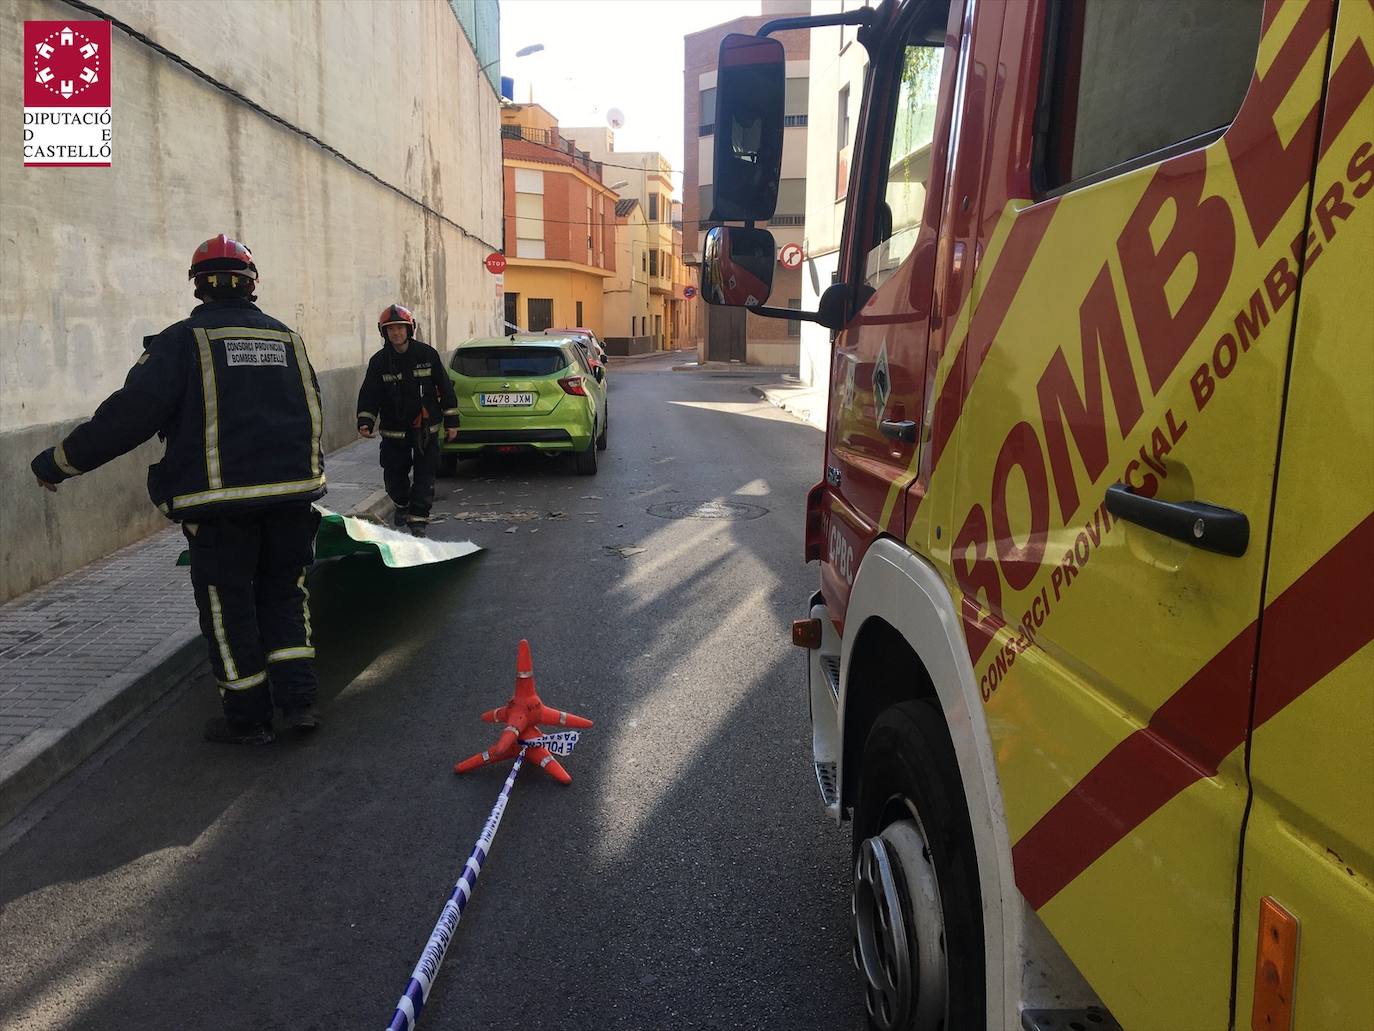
<box><xmin>647</xmin><ymin>500</ymin><xmax>768</xmax><ymax>521</ymax></box>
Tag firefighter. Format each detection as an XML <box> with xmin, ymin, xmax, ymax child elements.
<box><xmin>356</xmin><ymin>305</ymin><xmax>459</xmax><ymax>537</ymax></box>
<box><xmin>30</xmin><ymin>234</ymin><xmax>326</xmax><ymax>746</ymax></box>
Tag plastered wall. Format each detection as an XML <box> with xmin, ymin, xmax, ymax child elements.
<box><xmin>0</xmin><ymin>0</ymin><xmax>503</xmax><ymax>600</ymax></box>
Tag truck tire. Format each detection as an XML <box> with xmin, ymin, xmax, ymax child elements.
<box><xmin>853</xmin><ymin>701</ymin><xmax>985</xmax><ymax>1031</ymax></box>
<box><xmin>574</xmin><ymin>425</ymin><xmax>598</xmax><ymax>475</ymax></box>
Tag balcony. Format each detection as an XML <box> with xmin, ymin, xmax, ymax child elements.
<box><xmin>701</xmin><ymin>114</ymin><xmax>805</xmax><ymax>137</ymax></box>
<box><xmin>501</xmin><ymin>124</ymin><xmax>604</xmax><ymax>181</ymax></box>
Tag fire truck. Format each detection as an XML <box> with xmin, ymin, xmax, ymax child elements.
<box><xmin>700</xmin><ymin>1</ymin><xmax>1372</xmax><ymax>1028</ymax></box>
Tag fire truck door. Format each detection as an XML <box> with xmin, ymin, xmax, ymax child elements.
<box><xmin>823</xmin><ymin>0</ymin><xmax>962</xmax><ymax>611</ymax></box>
<box><xmin>948</xmin><ymin>3</ymin><xmax>1337</xmax><ymax>1026</ymax></box>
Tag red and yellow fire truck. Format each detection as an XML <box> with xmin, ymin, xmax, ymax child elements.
<box><xmin>701</xmin><ymin>1</ymin><xmax>1372</xmax><ymax>1027</ymax></box>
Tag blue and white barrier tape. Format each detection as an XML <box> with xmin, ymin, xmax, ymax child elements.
<box><xmin>385</xmin><ymin>747</ymin><xmax>527</xmax><ymax>1031</ymax></box>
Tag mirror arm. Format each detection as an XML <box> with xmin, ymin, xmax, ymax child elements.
<box><xmin>747</xmin><ymin>304</ymin><xmax>837</xmax><ymax>330</ymax></box>
<box><xmin>756</xmin><ymin>8</ymin><xmax>876</xmax><ymax>38</ymax></box>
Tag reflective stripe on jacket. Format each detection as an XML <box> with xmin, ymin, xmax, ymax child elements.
<box><xmin>39</xmin><ymin>299</ymin><xmax>326</xmax><ymax>520</ymax></box>
<box><xmin>355</xmin><ymin>340</ymin><xmax>459</xmax><ymax>436</ymax></box>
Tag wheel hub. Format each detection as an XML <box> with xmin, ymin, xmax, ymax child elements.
<box><xmin>853</xmin><ymin>818</ymin><xmax>948</xmax><ymax>1030</ymax></box>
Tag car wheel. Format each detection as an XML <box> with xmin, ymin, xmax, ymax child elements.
<box><xmin>597</xmin><ymin>405</ymin><xmax>608</xmax><ymax>451</ymax></box>
<box><xmin>852</xmin><ymin>701</ymin><xmax>985</xmax><ymax>1031</ymax></box>
<box><xmin>438</xmin><ymin>452</ymin><xmax>458</xmax><ymax>478</ymax></box>
<box><xmin>574</xmin><ymin>424</ymin><xmax>598</xmax><ymax>475</ymax></box>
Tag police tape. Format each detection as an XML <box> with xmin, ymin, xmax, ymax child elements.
<box><xmin>384</xmin><ymin>747</ymin><xmax>528</xmax><ymax>1031</ymax></box>
<box><xmin>523</xmin><ymin>730</ymin><xmax>580</xmax><ymax>756</ymax></box>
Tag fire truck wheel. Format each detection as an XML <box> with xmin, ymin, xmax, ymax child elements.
<box><xmin>853</xmin><ymin>700</ymin><xmax>985</xmax><ymax>1031</ymax></box>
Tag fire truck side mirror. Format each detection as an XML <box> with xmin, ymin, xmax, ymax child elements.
<box><xmin>710</xmin><ymin>33</ymin><xmax>785</xmax><ymax>222</ymax></box>
<box><xmin>700</xmin><ymin>226</ymin><xmax>775</xmax><ymax>308</ymax></box>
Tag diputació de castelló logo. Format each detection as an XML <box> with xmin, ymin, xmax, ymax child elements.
<box><xmin>23</xmin><ymin>21</ymin><xmax>113</xmax><ymax>168</ymax></box>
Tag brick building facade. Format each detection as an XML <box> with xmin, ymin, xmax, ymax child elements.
<box><xmin>501</xmin><ymin>104</ymin><xmax>619</xmax><ymax>335</ymax></box>
<box><xmin>683</xmin><ymin>3</ymin><xmax>810</xmax><ymax>367</ymax></box>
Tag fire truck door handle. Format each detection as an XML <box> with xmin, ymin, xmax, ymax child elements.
<box><xmin>1105</xmin><ymin>484</ymin><xmax>1249</xmax><ymax>557</ymax></box>
<box><xmin>880</xmin><ymin>420</ymin><xmax>917</xmax><ymax>443</ymax></box>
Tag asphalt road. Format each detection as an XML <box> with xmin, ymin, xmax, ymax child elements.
<box><xmin>0</xmin><ymin>354</ymin><xmax>865</xmax><ymax>1031</ymax></box>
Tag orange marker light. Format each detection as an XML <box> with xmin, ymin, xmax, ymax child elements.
<box><xmin>1251</xmin><ymin>896</ymin><xmax>1299</xmax><ymax>1031</ymax></box>
<box><xmin>792</xmin><ymin>618</ymin><xmax>822</xmax><ymax>649</ymax></box>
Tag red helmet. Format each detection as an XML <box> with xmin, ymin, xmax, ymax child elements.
<box><xmin>188</xmin><ymin>234</ymin><xmax>258</xmax><ymax>288</ymax></box>
<box><xmin>378</xmin><ymin>303</ymin><xmax>416</xmax><ymax>340</ymax></box>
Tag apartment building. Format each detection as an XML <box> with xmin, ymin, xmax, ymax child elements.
<box><xmin>605</xmin><ymin>197</ymin><xmax>653</xmax><ymax>352</ymax></box>
<box><xmin>683</xmin><ymin>1</ymin><xmax>810</xmax><ymax>367</ymax></box>
<box><xmin>563</xmin><ymin>130</ymin><xmax>678</xmax><ymax>349</ymax></box>
<box><xmin>800</xmin><ymin>0</ymin><xmax>872</xmax><ymax>387</ymax></box>
<box><xmin>500</xmin><ymin>103</ymin><xmax>619</xmax><ymax>336</ymax></box>
<box><xmin>671</xmin><ymin>201</ymin><xmax>698</xmax><ymax>350</ymax></box>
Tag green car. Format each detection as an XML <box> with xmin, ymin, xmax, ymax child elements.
<box><xmin>441</xmin><ymin>335</ymin><xmax>608</xmax><ymax>475</ymax></box>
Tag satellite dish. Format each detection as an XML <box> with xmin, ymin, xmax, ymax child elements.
<box><xmin>607</xmin><ymin>108</ymin><xmax>625</xmax><ymax>130</ymax></box>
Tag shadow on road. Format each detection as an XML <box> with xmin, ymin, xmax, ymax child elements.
<box><xmin>0</xmin><ymin>380</ymin><xmax>862</xmax><ymax>1030</ymax></box>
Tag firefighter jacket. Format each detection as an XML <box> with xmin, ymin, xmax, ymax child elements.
<box><xmin>355</xmin><ymin>340</ymin><xmax>459</xmax><ymax>441</ymax></box>
<box><xmin>30</xmin><ymin>299</ymin><xmax>326</xmax><ymax>521</ymax></box>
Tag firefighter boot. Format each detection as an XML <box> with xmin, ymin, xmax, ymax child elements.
<box><xmin>203</xmin><ymin>717</ymin><xmax>275</xmax><ymax>745</ymax></box>
<box><xmin>285</xmin><ymin>704</ymin><xmax>321</xmax><ymax>734</ymax></box>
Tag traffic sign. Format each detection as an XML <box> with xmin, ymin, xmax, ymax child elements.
<box><xmin>683</xmin><ymin>285</ymin><xmax>698</xmax><ymax>299</ymax></box>
<box><xmin>484</xmin><ymin>252</ymin><xmax>507</xmax><ymax>275</ymax></box>
<box><xmin>778</xmin><ymin>243</ymin><xmax>803</xmax><ymax>269</ymax></box>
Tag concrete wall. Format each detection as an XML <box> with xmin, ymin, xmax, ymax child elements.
<box><xmin>0</xmin><ymin>0</ymin><xmax>503</xmax><ymax>601</ymax></box>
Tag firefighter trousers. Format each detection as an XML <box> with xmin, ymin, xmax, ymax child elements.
<box><xmin>381</xmin><ymin>431</ymin><xmax>440</xmax><ymax>524</ymax></box>
<box><xmin>182</xmin><ymin>504</ymin><xmax>320</xmax><ymax>726</ymax></box>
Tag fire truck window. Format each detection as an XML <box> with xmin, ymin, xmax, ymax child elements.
<box><xmin>1039</xmin><ymin>0</ymin><xmax>1262</xmax><ymax>190</ymax></box>
<box><xmin>865</xmin><ymin>26</ymin><xmax>949</xmax><ymax>291</ymax></box>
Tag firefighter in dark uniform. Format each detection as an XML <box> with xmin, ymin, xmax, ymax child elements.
<box><xmin>356</xmin><ymin>305</ymin><xmax>459</xmax><ymax>537</ymax></box>
<box><xmin>30</xmin><ymin>234</ymin><xmax>326</xmax><ymax>746</ymax></box>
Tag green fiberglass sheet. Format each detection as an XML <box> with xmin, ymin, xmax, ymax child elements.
<box><xmin>178</xmin><ymin>506</ymin><xmax>481</xmax><ymax>568</ymax></box>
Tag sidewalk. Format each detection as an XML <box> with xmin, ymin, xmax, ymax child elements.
<box><xmin>0</xmin><ymin>440</ymin><xmax>386</xmax><ymax>827</ymax></box>
<box><xmin>749</xmin><ymin>379</ymin><xmax>827</xmax><ymax>431</ymax></box>
<box><xmin>672</xmin><ymin>360</ymin><xmax>798</xmax><ymax>375</ymax></box>
<box><xmin>611</xmin><ymin>347</ymin><xmax>691</xmax><ymax>363</ymax></box>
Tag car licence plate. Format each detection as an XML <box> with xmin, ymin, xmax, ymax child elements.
<box><xmin>479</xmin><ymin>392</ymin><xmax>535</xmax><ymax>407</ymax></box>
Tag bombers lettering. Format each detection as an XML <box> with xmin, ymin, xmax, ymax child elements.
<box><xmin>1192</xmin><ymin>141</ymin><xmax>1374</xmax><ymax>412</ymax></box>
<box><xmin>953</xmin><ymin>12</ymin><xmax>1374</xmax><ymax>677</ymax></box>
<box><xmin>980</xmin><ymin>501</ymin><xmax>1118</xmax><ymax>702</ymax></box>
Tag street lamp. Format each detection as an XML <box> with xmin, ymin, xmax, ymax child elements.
<box><xmin>608</xmin><ymin>180</ymin><xmax>629</xmax><ymax>191</ymax></box>
<box><xmin>478</xmin><ymin>43</ymin><xmax>544</xmax><ymax>77</ymax></box>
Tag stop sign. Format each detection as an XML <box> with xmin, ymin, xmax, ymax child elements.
<box><xmin>484</xmin><ymin>252</ymin><xmax>507</xmax><ymax>275</ymax></box>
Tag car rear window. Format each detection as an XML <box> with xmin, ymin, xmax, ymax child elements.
<box><xmin>451</xmin><ymin>347</ymin><xmax>567</xmax><ymax>378</ymax></box>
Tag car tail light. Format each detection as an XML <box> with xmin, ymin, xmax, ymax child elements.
<box><xmin>804</xmin><ymin>481</ymin><xmax>826</xmax><ymax>563</ymax></box>
<box><xmin>558</xmin><ymin>375</ymin><xmax>587</xmax><ymax>396</ymax></box>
